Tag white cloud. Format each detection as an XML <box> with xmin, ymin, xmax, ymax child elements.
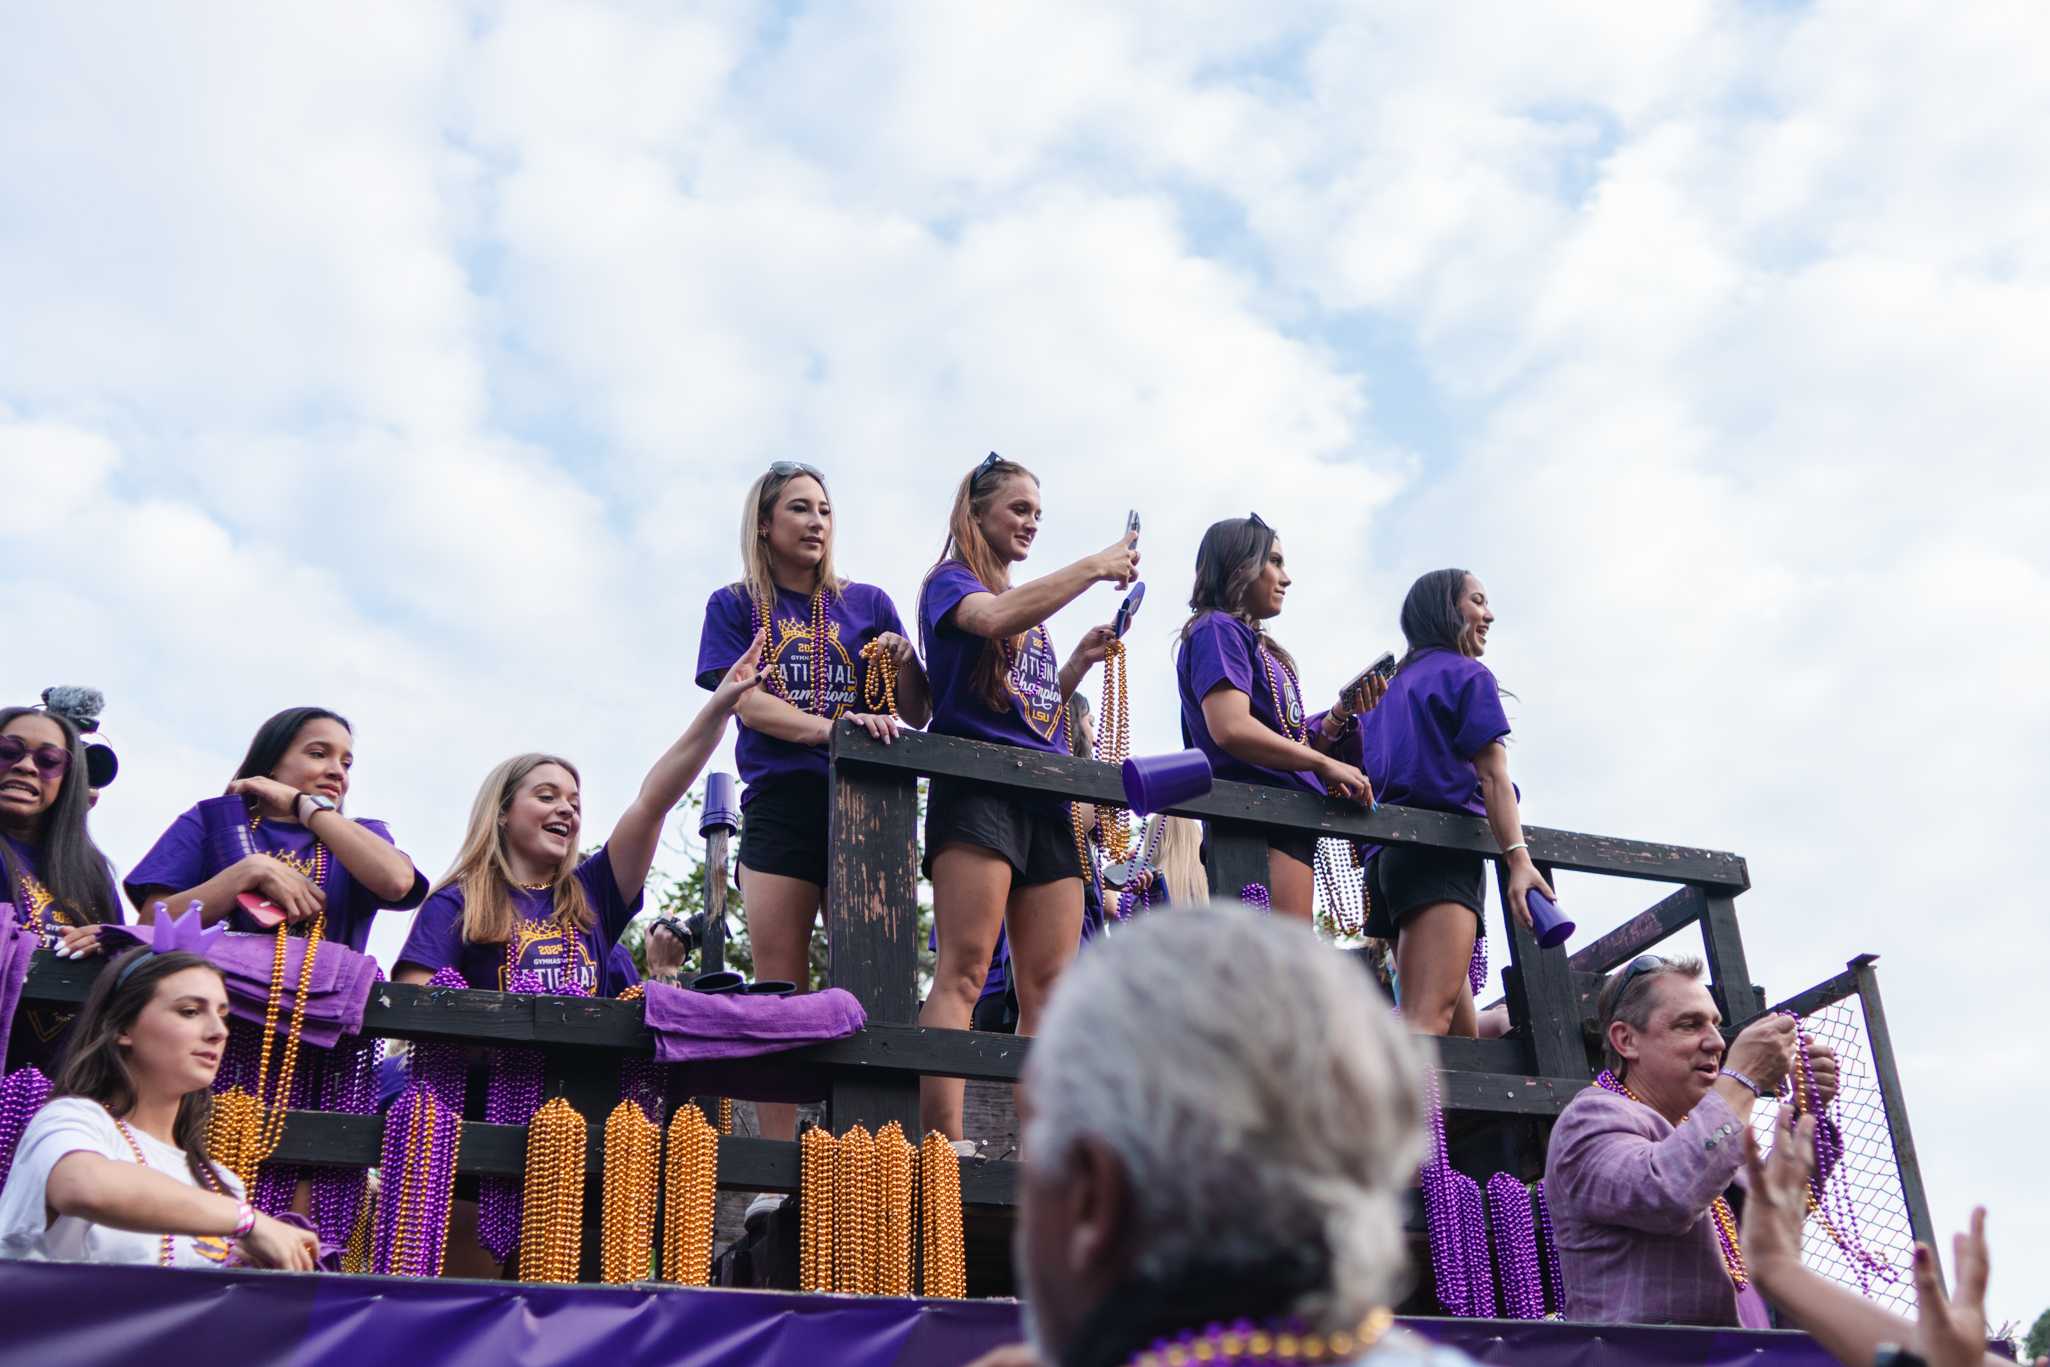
<box><xmin>3</xmin><ymin>0</ymin><xmax>2045</xmax><ymax>1326</ymax></box>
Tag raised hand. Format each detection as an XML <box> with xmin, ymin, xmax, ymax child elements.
<box><xmin>227</xmin><ymin>776</ymin><xmax>303</xmax><ymax>822</ymax></box>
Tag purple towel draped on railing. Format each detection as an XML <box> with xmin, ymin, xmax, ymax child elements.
<box><xmin>641</xmin><ymin>981</ymin><xmax>865</xmax><ymax>1062</ymax></box>
<box><xmin>0</xmin><ymin>922</ymin><xmax>36</xmax><ymax>1066</ymax></box>
<box><xmin>97</xmin><ymin>925</ymin><xmax>377</xmax><ymax>1047</ymax></box>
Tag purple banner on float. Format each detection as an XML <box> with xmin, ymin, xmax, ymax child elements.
<box><xmin>0</xmin><ymin>1262</ymin><xmax>1839</xmax><ymax>1367</ymax></box>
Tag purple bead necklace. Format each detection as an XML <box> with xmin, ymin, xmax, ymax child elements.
<box><xmin>370</xmin><ymin>1079</ymin><xmax>462</xmax><ymax>1277</ymax></box>
<box><xmin>1240</xmin><ymin>882</ymin><xmax>1270</xmax><ymax>912</ymax></box>
<box><xmin>1782</xmin><ymin>1012</ymin><xmax>1903</xmax><ymax>1293</ymax></box>
<box><xmin>1487</xmin><ymin>1172</ymin><xmax>1544</xmax><ymax>1319</ymax></box>
<box><xmin>1532</xmin><ymin>1180</ymin><xmax>1564</xmax><ymax>1316</ymax></box>
<box><xmin>0</xmin><ymin>1066</ymin><xmax>53</xmax><ymax>1192</ymax></box>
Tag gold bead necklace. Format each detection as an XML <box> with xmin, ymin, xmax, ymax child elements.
<box><xmin>600</xmin><ymin>1100</ymin><xmax>660</xmax><ymax>1283</ymax></box>
<box><xmin>875</xmin><ymin>1122</ymin><xmax>915</xmax><ymax>1296</ymax></box>
<box><xmin>1124</xmin><ymin>1309</ymin><xmax>1395</xmax><ymax>1367</ymax></box>
<box><xmin>917</xmin><ymin>1129</ymin><xmax>966</xmax><ymax>1298</ymax></box>
<box><xmin>520</xmin><ymin>1096</ymin><xmax>588</xmax><ymax>1282</ymax></box>
<box><xmin>660</xmin><ymin>1103</ymin><xmax>719</xmax><ymax>1285</ymax></box>
<box><xmin>859</xmin><ymin>639</ymin><xmax>900</xmax><ymax>717</ymax></box>
<box><xmin>833</xmin><ymin>1123</ymin><xmax>877</xmax><ymax>1294</ymax></box>
<box><xmin>1070</xmin><ymin>638</ymin><xmax>1135</xmax><ymax>874</ymax></box>
<box><xmin>757</xmin><ymin>586</ymin><xmax>836</xmax><ymax>716</ymax></box>
<box><xmin>798</xmin><ymin>1123</ymin><xmax>836</xmax><ymax>1292</ymax></box>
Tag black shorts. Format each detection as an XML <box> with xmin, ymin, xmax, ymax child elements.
<box><xmin>923</xmin><ymin>775</ymin><xmax>1083</xmax><ymax>887</ymax></box>
<box><xmin>738</xmin><ymin>774</ymin><xmax>831</xmax><ymax>888</ymax></box>
<box><xmin>1196</xmin><ymin>825</ymin><xmax>1317</xmax><ymax>875</ymax></box>
<box><xmin>1364</xmin><ymin>843</ymin><xmax>1487</xmax><ymax>940</ymax></box>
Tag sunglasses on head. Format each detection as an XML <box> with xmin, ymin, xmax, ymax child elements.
<box><xmin>972</xmin><ymin>451</ymin><xmax>1006</xmax><ymax>482</ymax></box>
<box><xmin>1248</xmin><ymin>511</ymin><xmax>1270</xmax><ymax>530</ymax></box>
<box><xmin>1610</xmin><ymin>954</ymin><xmax>1668</xmax><ymax>1009</ymax></box>
<box><xmin>0</xmin><ymin>735</ymin><xmax>71</xmax><ymax>780</ymax></box>
<box><xmin>768</xmin><ymin>460</ymin><xmax>824</xmax><ymax>481</ymax></box>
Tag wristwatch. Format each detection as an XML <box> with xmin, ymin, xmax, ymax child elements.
<box><xmin>1719</xmin><ymin>1067</ymin><xmax>1765</xmax><ymax>1097</ymax></box>
<box><xmin>297</xmin><ymin>794</ymin><xmax>339</xmax><ymax>823</ymax></box>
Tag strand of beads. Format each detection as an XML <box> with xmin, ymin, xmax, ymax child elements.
<box><xmin>798</xmin><ymin>1124</ymin><xmax>836</xmax><ymax>1292</ymax></box>
<box><xmin>1457</xmin><ymin>1171</ymin><xmax>1496</xmax><ymax>1316</ymax></box>
<box><xmin>0</xmin><ymin>1066</ymin><xmax>52</xmax><ymax>1190</ymax></box>
<box><xmin>599</xmin><ymin>1100</ymin><xmax>661</xmax><ymax>1283</ymax></box>
<box><xmin>1417</xmin><ymin>1042</ymin><xmax>1469</xmax><ymax>1314</ymax></box>
<box><xmin>860</xmin><ymin>640</ymin><xmax>899</xmax><ymax>717</ymax></box>
<box><xmin>717</xmin><ymin>1097</ymin><xmax>733</xmax><ymax>1135</ymax></box>
<box><xmin>342</xmin><ymin>1182</ymin><xmax>375</xmax><ymax>1274</ymax></box>
<box><xmin>1123</xmin><ymin>1309</ymin><xmax>1394</xmax><ymax>1367</ymax></box>
<box><xmin>519</xmin><ymin>1097</ymin><xmax>587</xmax><ymax>1283</ymax></box>
<box><xmin>1487</xmin><ymin>1173</ymin><xmax>1545</xmax><ymax>1319</ymax></box>
<box><xmin>1312</xmin><ymin>838</ymin><xmax>1366</xmax><ymax>937</ymax></box>
<box><xmin>307</xmin><ymin>1022</ymin><xmax>380</xmax><ymax>1248</ymax></box>
<box><xmin>1533</xmin><ymin>1180</ymin><xmax>1565</xmax><ymax>1317</ymax></box>
<box><xmin>479</xmin><ymin>1045</ymin><xmax>544</xmax><ymax>1264</ymax></box>
<box><xmin>1256</xmin><ymin>643</ymin><xmax>1308</xmax><ymax>743</ymax></box>
<box><xmin>834</xmin><ymin>1123</ymin><xmax>878</xmax><ymax>1294</ymax></box>
<box><xmin>1468</xmin><ymin>937</ymin><xmax>1488</xmax><ymax>999</ymax></box>
<box><xmin>875</xmin><ymin>1121</ymin><xmax>915</xmax><ymax>1296</ymax></box>
<box><xmin>370</xmin><ymin>1081</ymin><xmax>462</xmax><ymax>1277</ymax></box>
<box><xmin>917</xmin><ymin>1129</ymin><xmax>966</xmax><ymax>1298</ymax></box>
<box><xmin>659</xmin><ymin>1103</ymin><xmax>719</xmax><ymax>1286</ymax></box>
<box><xmin>1093</xmin><ymin>638</ymin><xmax>1134</xmax><ymax>863</ymax></box>
<box><xmin>1783</xmin><ymin>1012</ymin><xmax>1901</xmax><ymax>1293</ymax></box>
<box><xmin>757</xmin><ymin>588</ymin><xmax>835</xmax><ymax>715</ymax></box>
<box><xmin>1240</xmin><ymin>882</ymin><xmax>1270</xmax><ymax>912</ymax></box>
<box><xmin>242</xmin><ymin>914</ymin><xmax>326</xmax><ymax>1184</ymax></box>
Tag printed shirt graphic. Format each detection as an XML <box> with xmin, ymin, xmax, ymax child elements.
<box><xmin>918</xmin><ymin>561</ymin><xmax>1067</xmax><ymax>755</ymax></box>
<box><xmin>395</xmin><ymin>845</ymin><xmax>643</xmax><ymax>994</ymax></box>
<box><xmin>696</xmin><ymin>581</ymin><xmax>910</xmax><ymax>796</ymax></box>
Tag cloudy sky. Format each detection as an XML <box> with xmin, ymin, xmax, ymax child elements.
<box><xmin>5</xmin><ymin>1</ymin><xmax>2045</xmax><ymax>1326</ymax></box>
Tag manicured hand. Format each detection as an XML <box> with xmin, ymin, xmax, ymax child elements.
<box><xmin>53</xmin><ymin>924</ymin><xmax>105</xmax><ymax>959</ymax></box>
<box><xmin>1317</xmin><ymin>756</ymin><xmax>1374</xmax><ymax>805</ymax></box>
<box><xmin>1339</xmin><ymin>672</ymin><xmax>1389</xmax><ymax>716</ymax></box>
<box><xmin>1915</xmin><ymin>1206</ymin><xmax>1990</xmax><ymax>1367</ymax></box>
<box><xmin>227</xmin><ymin>776</ymin><xmax>303</xmax><ymax>822</ymax></box>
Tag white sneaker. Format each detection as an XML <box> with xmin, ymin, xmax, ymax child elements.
<box><xmin>744</xmin><ymin>1193</ymin><xmax>786</xmax><ymax>1226</ymax></box>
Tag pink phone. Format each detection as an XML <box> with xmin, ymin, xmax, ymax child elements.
<box><xmin>236</xmin><ymin>891</ymin><xmax>287</xmax><ymax>929</ymax></box>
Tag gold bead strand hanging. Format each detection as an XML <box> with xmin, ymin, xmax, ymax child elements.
<box><xmin>875</xmin><ymin>1122</ymin><xmax>914</xmax><ymax>1297</ymax></box>
<box><xmin>917</xmin><ymin>1130</ymin><xmax>966</xmax><ymax>1299</ymax></box>
<box><xmin>659</xmin><ymin>1102</ymin><xmax>719</xmax><ymax>1286</ymax></box>
<box><xmin>520</xmin><ymin>1097</ymin><xmax>588</xmax><ymax>1283</ymax></box>
<box><xmin>860</xmin><ymin>640</ymin><xmax>900</xmax><ymax>718</ymax></box>
<box><xmin>798</xmin><ymin>1124</ymin><xmax>836</xmax><ymax>1292</ymax></box>
<box><xmin>1095</xmin><ymin>638</ymin><xmax>1132</xmax><ymax>863</ymax></box>
<box><xmin>601</xmin><ymin>1100</ymin><xmax>660</xmax><ymax>1283</ymax></box>
<box><xmin>249</xmin><ymin>915</ymin><xmax>325</xmax><ymax>1172</ymax></box>
<box><xmin>833</xmin><ymin>1124</ymin><xmax>877</xmax><ymax>1294</ymax></box>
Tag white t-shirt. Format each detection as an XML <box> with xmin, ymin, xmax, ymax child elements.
<box><xmin>0</xmin><ymin>1097</ymin><xmax>244</xmax><ymax>1268</ymax></box>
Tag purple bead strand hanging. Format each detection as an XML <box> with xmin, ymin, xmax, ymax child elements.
<box><xmin>370</xmin><ymin>1082</ymin><xmax>461</xmax><ymax>1277</ymax></box>
<box><xmin>1487</xmin><ymin>1172</ymin><xmax>1544</xmax><ymax>1319</ymax></box>
<box><xmin>1533</xmin><ymin>1179</ymin><xmax>1564</xmax><ymax>1317</ymax></box>
<box><xmin>0</xmin><ymin>1066</ymin><xmax>52</xmax><ymax>1191</ymax></box>
<box><xmin>1240</xmin><ymin>883</ymin><xmax>1270</xmax><ymax>911</ymax></box>
<box><xmin>478</xmin><ymin>1045</ymin><xmax>544</xmax><ymax>1264</ymax></box>
<box><xmin>1416</xmin><ymin>1036</ymin><xmax>1469</xmax><ymax>1315</ymax></box>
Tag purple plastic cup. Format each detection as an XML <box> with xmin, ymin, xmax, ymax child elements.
<box><xmin>700</xmin><ymin>772</ymin><xmax>740</xmax><ymax>836</ymax></box>
<box><xmin>1527</xmin><ymin>889</ymin><xmax>1574</xmax><ymax>950</ymax></box>
<box><xmin>1121</xmin><ymin>749</ymin><xmax>1213</xmax><ymax>817</ymax></box>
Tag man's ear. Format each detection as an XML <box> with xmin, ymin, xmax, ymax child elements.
<box><xmin>1608</xmin><ymin>1018</ymin><xmax>1641</xmax><ymax>1065</ymax></box>
<box><xmin>1066</xmin><ymin>1136</ymin><xmax>1138</xmax><ymax>1286</ymax></box>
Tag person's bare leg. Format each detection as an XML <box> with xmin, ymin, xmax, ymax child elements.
<box><xmin>738</xmin><ymin>864</ymin><xmax>823</xmax><ymax>1142</ymax></box>
<box><xmin>1266</xmin><ymin>847</ymin><xmax>1315</xmax><ymax>920</ymax></box>
<box><xmin>1003</xmin><ymin>875</ymin><xmax>1084</xmax><ymax>1160</ymax></box>
<box><xmin>1395</xmin><ymin>902</ymin><xmax>1480</xmax><ymax>1036</ymax></box>
<box><xmin>918</xmin><ymin>843</ymin><xmax>1011</xmax><ymax>1139</ymax></box>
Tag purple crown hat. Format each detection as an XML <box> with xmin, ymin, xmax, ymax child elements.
<box><xmin>151</xmin><ymin>901</ymin><xmax>227</xmax><ymax>957</ymax></box>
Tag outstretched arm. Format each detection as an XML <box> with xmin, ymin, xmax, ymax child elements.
<box><xmin>606</xmin><ymin>629</ymin><xmax>765</xmax><ymax>904</ymax></box>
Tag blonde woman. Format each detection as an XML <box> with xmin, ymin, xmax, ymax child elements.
<box><xmin>394</xmin><ymin>644</ymin><xmax>762</xmax><ymax>995</ymax></box>
<box><xmin>694</xmin><ymin>460</ymin><xmax>928</xmax><ymax>1146</ymax></box>
<box><xmin>915</xmin><ymin>452</ymin><xmax>1136</xmax><ymax>1143</ymax></box>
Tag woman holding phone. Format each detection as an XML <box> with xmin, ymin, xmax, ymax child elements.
<box><xmin>125</xmin><ymin>708</ymin><xmax>427</xmax><ymax>954</ymax></box>
<box><xmin>916</xmin><ymin>452</ymin><xmax>1136</xmax><ymax>1143</ymax></box>
<box><xmin>696</xmin><ymin>459</ymin><xmax>929</xmax><ymax>1146</ymax></box>
<box><xmin>1174</xmin><ymin>515</ymin><xmax>1375</xmax><ymax>919</ymax></box>
<box><xmin>1356</xmin><ymin>568</ymin><xmax>1553</xmax><ymax>1036</ymax></box>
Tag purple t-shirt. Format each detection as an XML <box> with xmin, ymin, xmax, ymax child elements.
<box><xmin>124</xmin><ymin>796</ymin><xmax>425</xmax><ymax>954</ymax></box>
<box><xmin>394</xmin><ymin>845</ymin><xmax>643</xmax><ymax>995</ymax></box>
<box><xmin>4</xmin><ymin>833</ymin><xmax>123</xmax><ymax>948</ymax></box>
<box><xmin>918</xmin><ymin>561</ymin><xmax>1067</xmax><ymax>754</ymax></box>
<box><xmin>1355</xmin><ymin>648</ymin><xmax>1510</xmax><ymax>821</ymax></box>
<box><xmin>695</xmin><ymin>581</ymin><xmax>911</xmax><ymax>798</ymax></box>
<box><xmin>1176</xmin><ymin>611</ymin><xmax>1322</xmax><ymax>795</ymax></box>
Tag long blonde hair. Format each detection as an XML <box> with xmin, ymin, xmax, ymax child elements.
<box><xmin>1139</xmin><ymin>814</ymin><xmax>1210</xmax><ymax>906</ymax></box>
<box><xmin>438</xmin><ymin>753</ymin><xmax>593</xmax><ymax>946</ymax></box>
<box><xmin>926</xmin><ymin>456</ymin><xmax>1037</xmax><ymax>711</ymax></box>
<box><xmin>735</xmin><ymin>464</ymin><xmax>846</xmax><ymax>624</ymax></box>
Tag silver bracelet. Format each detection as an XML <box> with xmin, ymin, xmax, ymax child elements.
<box><xmin>1502</xmin><ymin>841</ymin><xmax>1528</xmax><ymax>855</ymax></box>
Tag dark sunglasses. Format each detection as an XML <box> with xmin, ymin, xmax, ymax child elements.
<box><xmin>1610</xmin><ymin>954</ymin><xmax>1668</xmax><ymax>1009</ymax></box>
<box><xmin>972</xmin><ymin>451</ymin><xmax>1005</xmax><ymax>483</ymax></box>
<box><xmin>0</xmin><ymin>735</ymin><xmax>71</xmax><ymax>780</ymax></box>
<box><xmin>1248</xmin><ymin>511</ymin><xmax>1270</xmax><ymax>530</ymax></box>
<box><xmin>768</xmin><ymin>460</ymin><xmax>824</xmax><ymax>481</ymax></box>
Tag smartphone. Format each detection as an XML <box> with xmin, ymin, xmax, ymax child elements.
<box><xmin>235</xmin><ymin>891</ymin><xmax>287</xmax><ymax>929</ymax></box>
<box><xmin>1341</xmin><ymin>652</ymin><xmax>1398</xmax><ymax>708</ymax></box>
<box><xmin>1112</xmin><ymin>580</ymin><xmax>1146</xmax><ymax>638</ymax></box>
<box><xmin>1125</xmin><ymin>509</ymin><xmax>1141</xmax><ymax>538</ymax></box>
